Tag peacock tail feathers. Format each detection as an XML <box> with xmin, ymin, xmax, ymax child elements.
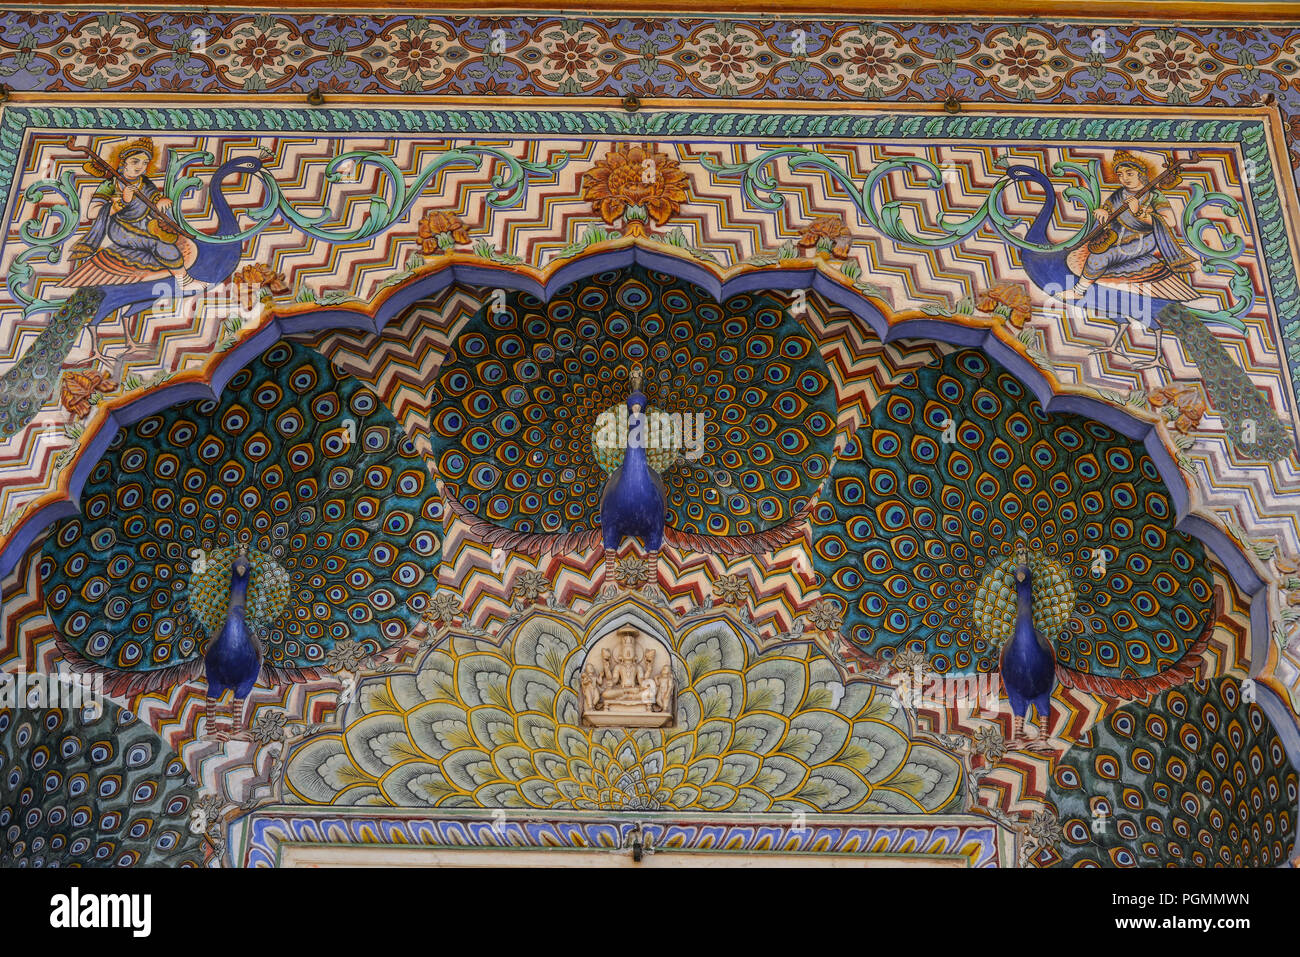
<box><xmin>187</xmin><ymin>546</ymin><xmax>292</xmax><ymax>634</ymax></box>
<box><xmin>40</xmin><ymin>341</ymin><xmax>442</xmax><ymax>696</ymax></box>
<box><xmin>1158</xmin><ymin>304</ymin><xmax>1294</xmax><ymax>462</ymax></box>
<box><xmin>0</xmin><ymin>703</ymin><xmax>204</xmax><ymax>866</ymax></box>
<box><xmin>1044</xmin><ymin>676</ymin><xmax>1297</xmax><ymax>867</ymax></box>
<box><xmin>427</xmin><ymin>267</ymin><xmax>838</xmax><ymax>543</ymax></box>
<box><xmin>812</xmin><ymin>349</ymin><xmax>1214</xmax><ymax>694</ymax></box>
<box><xmin>0</xmin><ymin>288</ymin><xmax>106</xmax><ymax>440</ymax></box>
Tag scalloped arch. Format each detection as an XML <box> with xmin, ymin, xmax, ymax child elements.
<box><xmin>5</xmin><ymin>245</ymin><xmax>1292</xmax><ymax>750</ymax></box>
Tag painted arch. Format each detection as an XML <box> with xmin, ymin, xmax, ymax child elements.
<box><xmin>0</xmin><ymin>42</ymin><xmax>1296</xmax><ymax>868</ymax></box>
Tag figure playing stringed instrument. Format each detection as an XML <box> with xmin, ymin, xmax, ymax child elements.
<box><xmin>1061</xmin><ymin>150</ymin><xmax>1212</xmax><ymax>309</ymax></box>
<box><xmin>1057</xmin><ymin>150</ymin><xmax>1218</xmax><ymax>368</ymax></box>
<box><xmin>64</xmin><ymin>137</ymin><xmax>198</xmax><ymax>293</ymax></box>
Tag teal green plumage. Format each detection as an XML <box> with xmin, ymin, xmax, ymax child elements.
<box><xmin>426</xmin><ymin>267</ymin><xmax>838</xmax><ymax>544</ymax></box>
<box><xmin>0</xmin><ymin>703</ymin><xmax>203</xmax><ymax>867</ymax></box>
<box><xmin>1046</xmin><ymin>676</ymin><xmax>1297</xmax><ymax>867</ymax></box>
<box><xmin>0</xmin><ymin>289</ymin><xmax>106</xmax><ymax>439</ymax></box>
<box><xmin>40</xmin><ymin>341</ymin><xmax>441</xmax><ymax>695</ymax></box>
<box><xmin>812</xmin><ymin>349</ymin><xmax>1214</xmax><ymax>693</ymax></box>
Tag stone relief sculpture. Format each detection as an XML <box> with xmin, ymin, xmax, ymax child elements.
<box><xmin>581</xmin><ymin>625</ymin><xmax>674</xmax><ymax>727</ymax></box>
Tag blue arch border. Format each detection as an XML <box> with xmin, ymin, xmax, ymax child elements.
<box><xmin>2</xmin><ymin>247</ymin><xmax>1275</xmax><ymax>668</ymax></box>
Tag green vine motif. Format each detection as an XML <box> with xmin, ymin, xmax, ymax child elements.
<box><xmin>1044</xmin><ymin>157</ymin><xmax>1103</xmax><ymax>226</ymax></box>
<box><xmin>702</xmin><ymin>148</ymin><xmax>1087</xmax><ymax>253</ymax></box>
<box><xmin>164</xmin><ymin>146</ymin><xmax>569</xmax><ymax>246</ymax></box>
<box><xmin>7</xmin><ymin>170</ymin><xmax>82</xmax><ymax>317</ymax></box>
<box><xmin>1179</xmin><ymin>183</ymin><xmax>1252</xmax><ymax>331</ymax></box>
<box><xmin>703</xmin><ymin>147</ymin><xmax>1258</xmax><ymax>327</ymax></box>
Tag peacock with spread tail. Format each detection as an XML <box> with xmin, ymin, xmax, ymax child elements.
<box><xmin>814</xmin><ymin>349</ymin><xmax>1219</xmax><ymax>742</ymax></box>
<box><xmin>430</xmin><ymin>268</ymin><xmax>839</xmax><ymax>590</ymax></box>
<box><xmin>39</xmin><ymin>341</ymin><xmax>442</xmax><ymax>734</ymax></box>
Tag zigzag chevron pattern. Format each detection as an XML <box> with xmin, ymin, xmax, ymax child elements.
<box><xmin>0</xmin><ymin>134</ymin><xmax>1292</xmax><ymax>583</ymax></box>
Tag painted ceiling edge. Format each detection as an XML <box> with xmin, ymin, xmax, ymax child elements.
<box><xmin>5</xmin><ymin>245</ymin><xmax>1285</xmax><ymax>738</ymax></box>
<box><xmin>13</xmin><ymin>1</ymin><xmax>1300</xmax><ymax>23</ymax></box>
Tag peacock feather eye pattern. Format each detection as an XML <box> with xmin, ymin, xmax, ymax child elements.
<box><xmin>813</xmin><ymin>349</ymin><xmax>1213</xmax><ymax>690</ymax></box>
<box><xmin>39</xmin><ymin>341</ymin><xmax>442</xmax><ymax>695</ymax></box>
<box><xmin>972</xmin><ymin>553</ymin><xmax>1076</xmax><ymax>646</ymax></box>
<box><xmin>0</xmin><ymin>703</ymin><xmax>201</xmax><ymax>867</ymax></box>
<box><xmin>426</xmin><ymin>266</ymin><xmax>838</xmax><ymax>540</ymax></box>
<box><xmin>1045</xmin><ymin>676</ymin><xmax>1298</xmax><ymax>868</ymax></box>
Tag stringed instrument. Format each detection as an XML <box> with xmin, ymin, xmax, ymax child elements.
<box><xmin>1076</xmin><ymin>151</ymin><xmax>1200</xmax><ymax>254</ymax></box>
<box><xmin>65</xmin><ymin>138</ymin><xmax>183</xmax><ymax>241</ymax></box>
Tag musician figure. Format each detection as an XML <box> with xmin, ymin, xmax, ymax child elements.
<box><xmin>65</xmin><ymin>137</ymin><xmax>197</xmax><ymax>291</ymax></box>
<box><xmin>1062</xmin><ymin>150</ymin><xmax>1199</xmax><ymax>304</ymax></box>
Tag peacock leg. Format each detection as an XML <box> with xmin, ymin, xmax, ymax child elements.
<box><xmin>119</xmin><ymin>312</ymin><xmax>156</xmax><ymax>362</ymax></box>
<box><xmin>1087</xmin><ymin>323</ymin><xmax>1127</xmax><ymax>356</ymax></box>
<box><xmin>1009</xmin><ymin>714</ymin><xmax>1025</xmax><ymax>746</ymax></box>
<box><xmin>1128</xmin><ymin>327</ymin><xmax>1171</xmax><ymax>371</ymax></box>
<box><xmin>600</xmin><ymin>549</ymin><xmax>621</xmax><ymax>599</ymax></box>
<box><xmin>205</xmin><ymin>697</ymin><xmax>229</xmax><ymax>736</ymax></box>
<box><xmin>1023</xmin><ymin>702</ymin><xmax>1055</xmax><ymax>752</ymax></box>
<box><xmin>642</xmin><ymin>548</ymin><xmax>662</xmax><ymax>597</ymax></box>
<box><xmin>212</xmin><ymin>698</ymin><xmax>254</xmax><ymax>742</ymax></box>
<box><xmin>67</xmin><ymin>324</ymin><xmax>106</xmax><ymax>370</ymax></box>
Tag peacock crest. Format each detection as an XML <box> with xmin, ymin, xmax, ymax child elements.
<box><xmin>186</xmin><ymin>545</ymin><xmax>291</xmax><ymax>634</ymax></box>
<box><xmin>427</xmin><ymin>267</ymin><xmax>837</xmax><ymax>540</ymax></box>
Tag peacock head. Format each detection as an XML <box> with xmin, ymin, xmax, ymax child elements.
<box><xmin>232</xmin><ymin>544</ymin><xmax>251</xmax><ymax>579</ymax></box>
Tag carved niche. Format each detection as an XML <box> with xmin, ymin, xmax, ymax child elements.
<box><xmin>579</xmin><ymin>624</ymin><xmax>675</xmax><ymax>728</ymax></box>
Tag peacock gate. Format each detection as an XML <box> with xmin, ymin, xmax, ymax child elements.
<box><xmin>0</xmin><ymin>6</ymin><xmax>1297</xmax><ymax>872</ymax></box>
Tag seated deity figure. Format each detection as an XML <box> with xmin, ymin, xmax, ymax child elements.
<box><xmin>582</xmin><ymin>625</ymin><xmax>675</xmax><ymax>727</ymax></box>
<box><xmin>600</xmin><ymin>629</ymin><xmax>646</xmax><ymax>707</ymax></box>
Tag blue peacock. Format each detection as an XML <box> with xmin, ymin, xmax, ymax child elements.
<box><xmin>40</xmin><ymin>340</ymin><xmax>442</xmax><ymax>735</ymax></box>
<box><xmin>814</xmin><ymin>349</ymin><xmax>1218</xmax><ymax>744</ymax></box>
<box><xmin>432</xmin><ymin>268</ymin><xmax>838</xmax><ymax>588</ymax></box>
<box><xmin>0</xmin><ymin>154</ymin><xmax>264</xmax><ymax>440</ymax></box>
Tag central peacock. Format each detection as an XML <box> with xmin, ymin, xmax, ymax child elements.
<box><xmin>41</xmin><ymin>341</ymin><xmax>442</xmax><ymax>736</ymax></box>
<box><xmin>430</xmin><ymin>268</ymin><xmax>840</xmax><ymax>588</ymax></box>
